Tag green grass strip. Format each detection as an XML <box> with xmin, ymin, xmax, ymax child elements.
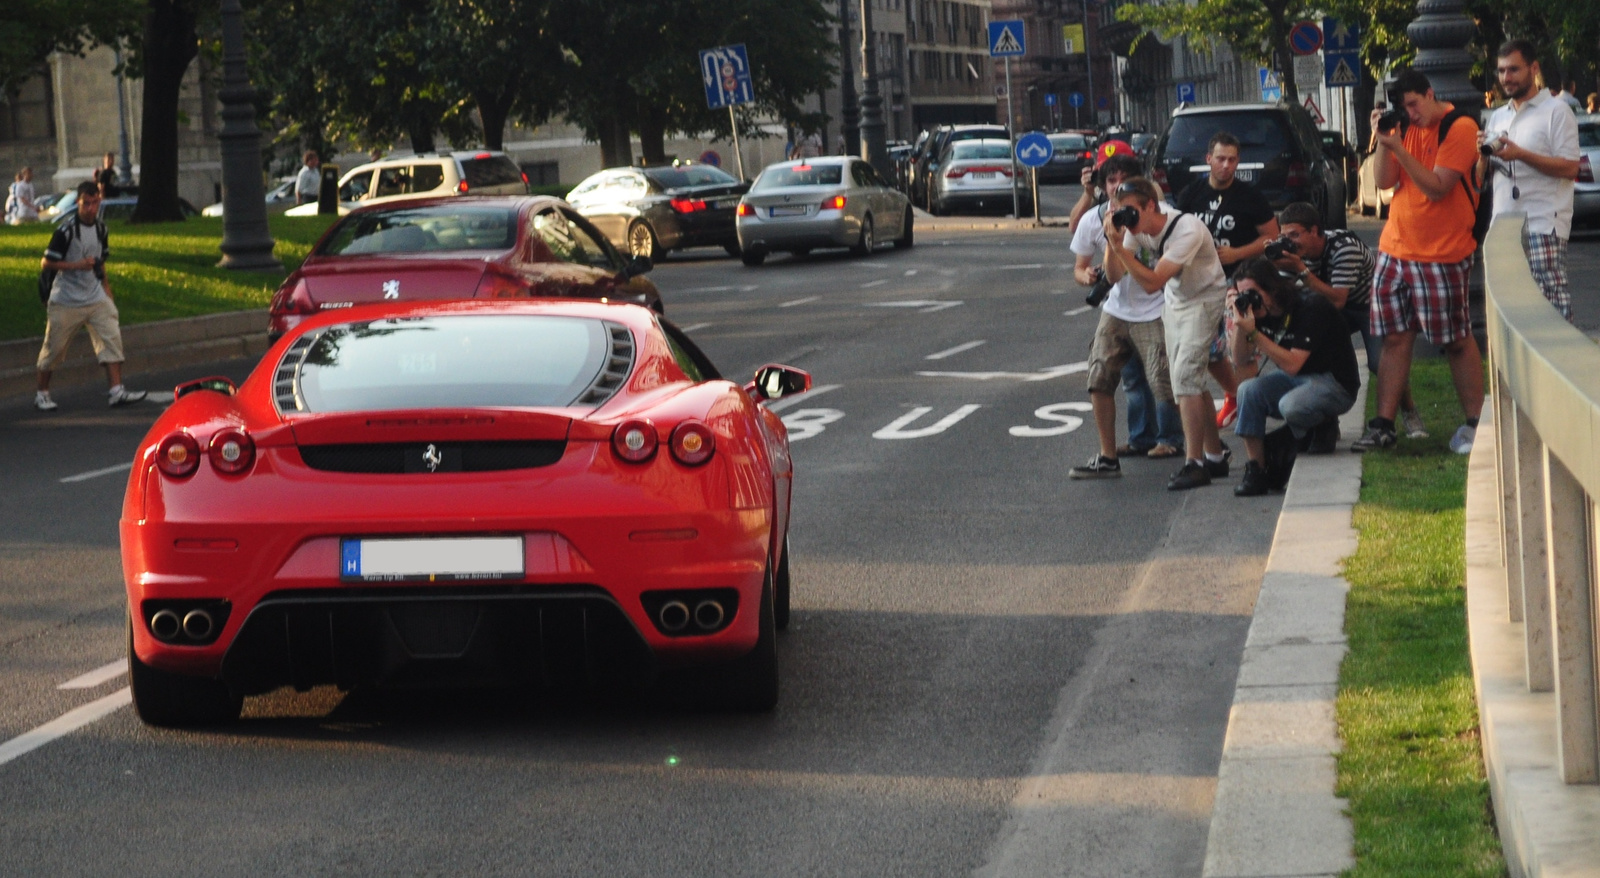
<box><xmin>0</xmin><ymin>215</ymin><xmax>338</xmax><ymax>342</ymax></box>
<box><xmin>1337</xmin><ymin>357</ymin><xmax>1506</xmax><ymax>877</ymax></box>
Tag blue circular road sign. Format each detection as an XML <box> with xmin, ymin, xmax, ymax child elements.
<box><xmin>1015</xmin><ymin>132</ymin><xmax>1054</xmax><ymax>169</ymax></box>
<box><xmin>1067</xmin><ymin>92</ymin><xmax>1084</xmax><ymax>108</ymax></box>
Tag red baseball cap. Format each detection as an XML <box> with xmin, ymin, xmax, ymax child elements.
<box><xmin>1094</xmin><ymin>140</ymin><xmax>1134</xmax><ymax>167</ymax></box>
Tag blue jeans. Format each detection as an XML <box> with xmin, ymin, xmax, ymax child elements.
<box><xmin>1235</xmin><ymin>370</ymin><xmax>1355</xmax><ymax>439</ymax></box>
<box><xmin>1123</xmin><ymin>356</ymin><xmax>1184</xmax><ymax>449</ymax></box>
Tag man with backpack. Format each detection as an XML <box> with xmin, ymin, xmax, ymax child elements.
<box><xmin>35</xmin><ymin>181</ymin><xmax>147</xmax><ymax>411</ymax></box>
<box><xmin>1354</xmin><ymin>68</ymin><xmax>1484</xmax><ymax>455</ymax></box>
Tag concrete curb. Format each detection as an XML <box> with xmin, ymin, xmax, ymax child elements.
<box><xmin>1</xmin><ymin>309</ymin><xmax>271</xmax><ymax>401</ymax></box>
<box><xmin>1465</xmin><ymin>407</ymin><xmax>1600</xmax><ymax>878</ymax></box>
<box><xmin>1201</xmin><ymin>387</ymin><xmax>1367</xmax><ymax>878</ymax></box>
<box><xmin>911</xmin><ymin>208</ymin><xmax>1071</xmax><ymax>230</ymax></box>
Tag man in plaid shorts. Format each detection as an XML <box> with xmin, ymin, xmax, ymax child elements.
<box><xmin>1353</xmin><ymin>69</ymin><xmax>1484</xmax><ymax>454</ymax></box>
<box><xmin>1482</xmin><ymin>39</ymin><xmax>1580</xmax><ymax>321</ymax></box>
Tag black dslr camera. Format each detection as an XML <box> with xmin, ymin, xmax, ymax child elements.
<box><xmin>1263</xmin><ymin>236</ymin><xmax>1298</xmax><ymax>260</ymax></box>
<box><xmin>1376</xmin><ymin>90</ymin><xmax>1406</xmax><ymax>135</ymax></box>
<box><xmin>1109</xmin><ymin>205</ymin><xmax>1140</xmax><ymax>230</ymax></box>
<box><xmin>1234</xmin><ymin>288</ymin><xmax>1264</xmax><ymax>315</ymax></box>
<box><xmin>1085</xmin><ymin>267</ymin><xmax>1114</xmax><ymax>308</ymax></box>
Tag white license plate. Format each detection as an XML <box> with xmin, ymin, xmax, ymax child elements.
<box><xmin>770</xmin><ymin>205</ymin><xmax>807</xmax><ymax>217</ymax></box>
<box><xmin>1235</xmin><ymin>169</ymin><xmax>1256</xmax><ymax>182</ymax></box>
<box><xmin>713</xmin><ymin>200</ymin><xmax>737</xmax><ymax>209</ymax></box>
<box><xmin>971</xmin><ymin>172</ymin><xmax>997</xmax><ymax>179</ymax></box>
<box><xmin>340</xmin><ymin>536</ymin><xmax>524</xmax><ymax>582</ymax></box>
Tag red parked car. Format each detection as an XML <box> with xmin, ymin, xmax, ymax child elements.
<box><xmin>121</xmin><ymin>299</ymin><xmax>809</xmax><ymax>725</ymax></box>
<box><xmin>267</xmin><ymin>196</ymin><xmax>663</xmax><ymax>340</ymax></box>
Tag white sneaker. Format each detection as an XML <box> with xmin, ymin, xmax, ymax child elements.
<box><xmin>1402</xmin><ymin>408</ymin><xmax>1428</xmax><ymax>439</ymax></box>
<box><xmin>108</xmin><ymin>386</ymin><xmax>148</xmax><ymax>407</ymax></box>
<box><xmin>34</xmin><ymin>391</ymin><xmax>57</xmax><ymax>412</ymax></box>
<box><xmin>1449</xmin><ymin>424</ymin><xmax>1476</xmax><ymax>454</ymax></box>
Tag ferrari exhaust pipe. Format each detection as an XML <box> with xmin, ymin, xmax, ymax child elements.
<box><xmin>693</xmin><ymin>600</ymin><xmax>725</xmax><ymax>630</ymax></box>
<box><xmin>658</xmin><ymin>601</ymin><xmax>690</xmax><ymax>633</ymax></box>
<box><xmin>182</xmin><ymin>609</ymin><xmax>214</xmax><ymax>641</ymax></box>
<box><xmin>149</xmin><ymin>609</ymin><xmax>182</xmax><ymax>641</ymax></box>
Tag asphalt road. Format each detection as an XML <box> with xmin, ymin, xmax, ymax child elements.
<box><xmin>0</xmin><ymin>226</ymin><xmax>1281</xmax><ymax>877</ymax></box>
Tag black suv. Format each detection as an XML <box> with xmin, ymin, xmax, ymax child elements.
<box><xmin>1150</xmin><ymin>102</ymin><xmax>1346</xmax><ymax>230</ymax></box>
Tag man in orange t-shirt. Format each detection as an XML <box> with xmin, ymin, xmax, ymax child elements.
<box><xmin>1354</xmin><ymin>69</ymin><xmax>1485</xmax><ymax>455</ymax></box>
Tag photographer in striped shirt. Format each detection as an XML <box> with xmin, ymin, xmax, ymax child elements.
<box><xmin>1270</xmin><ymin>202</ymin><xmax>1425</xmax><ymax>439</ymax></box>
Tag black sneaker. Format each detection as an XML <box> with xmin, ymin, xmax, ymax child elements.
<box><xmin>1168</xmin><ymin>460</ymin><xmax>1212</xmax><ymax>491</ymax></box>
<box><xmin>1234</xmin><ymin>460</ymin><xmax>1272</xmax><ymax>496</ymax></box>
<box><xmin>1069</xmin><ymin>454</ymin><xmax>1121</xmax><ymax>479</ymax></box>
<box><xmin>1350</xmin><ymin>423</ymin><xmax>1396</xmax><ymax>453</ymax></box>
<box><xmin>1306</xmin><ymin>420</ymin><xmax>1339</xmax><ymax>455</ymax></box>
<box><xmin>1204</xmin><ymin>445</ymin><xmax>1232</xmax><ymax>478</ymax></box>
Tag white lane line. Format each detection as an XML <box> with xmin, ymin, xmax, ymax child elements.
<box><xmin>917</xmin><ymin>362</ymin><xmax>1089</xmax><ymax>382</ymax></box>
<box><xmin>763</xmin><ymin>384</ymin><xmax>841</xmax><ymax>413</ymax></box>
<box><xmin>861</xmin><ymin>279</ymin><xmax>888</xmax><ymax>288</ymax></box>
<box><xmin>58</xmin><ymin>660</ymin><xmax>128</xmax><ymax>690</ymax></box>
<box><xmin>1063</xmin><ymin>306</ymin><xmax>1093</xmax><ymax>317</ymax></box>
<box><xmin>676</xmin><ymin>285</ymin><xmax>734</xmax><ymax>294</ymax></box>
<box><xmin>925</xmin><ymin>340</ymin><xmax>987</xmax><ymax>360</ymax></box>
<box><xmin>678</xmin><ymin>322</ymin><xmax>714</xmax><ymax>333</ymax></box>
<box><xmin>0</xmin><ymin>688</ymin><xmax>131</xmax><ymax>769</ymax></box>
<box><xmin>904</xmin><ymin>269</ymin><xmax>918</xmax><ymax>277</ymax></box>
<box><xmin>865</xmin><ymin>300</ymin><xmax>963</xmax><ymax>313</ymax></box>
<box><xmin>855</xmin><ymin>262</ymin><xmax>889</xmax><ymax>269</ymax></box>
<box><xmin>59</xmin><ymin>462</ymin><xmax>133</xmax><ymax>484</ymax></box>
<box><xmin>999</xmin><ymin>263</ymin><xmax>1046</xmax><ymax>270</ymax></box>
<box><xmin>779</xmin><ymin>296</ymin><xmax>820</xmax><ymax>308</ymax></box>
<box><xmin>739</xmin><ymin>285</ymin><xmax>759</xmax><ymax>292</ymax></box>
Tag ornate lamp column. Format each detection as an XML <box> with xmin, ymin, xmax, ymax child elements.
<box><xmin>857</xmin><ymin>0</ymin><xmax>889</xmax><ymax>176</ymax></box>
<box><xmin>1405</xmin><ymin>0</ymin><xmax>1478</xmax><ymax>105</ymax></box>
<box><xmin>838</xmin><ymin>0</ymin><xmax>859</xmax><ymax>156</ymax></box>
<box><xmin>216</xmin><ymin>0</ymin><xmax>281</xmax><ymax>270</ymax></box>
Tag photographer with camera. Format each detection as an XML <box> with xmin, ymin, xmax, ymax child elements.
<box><xmin>1067</xmin><ymin>153</ymin><xmax>1183</xmax><ymax>478</ymax></box>
<box><xmin>1102</xmin><ymin>177</ymin><xmax>1232</xmax><ymax>491</ymax></box>
<box><xmin>1358</xmin><ymin>68</ymin><xmax>1485</xmax><ymax>455</ymax></box>
<box><xmin>1228</xmin><ymin>258</ymin><xmax>1361</xmax><ymax>495</ymax></box>
<box><xmin>1271</xmin><ymin>202</ymin><xmax>1427</xmax><ymax>438</ymax></box>
<box><xmin>1481</xmin><ymin>39</ymin><xmax>1581</xmax><ymax>321</ymax></box>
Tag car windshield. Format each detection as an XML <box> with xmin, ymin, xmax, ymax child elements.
<box><xmin>318</xmin><ymin>206</ymin><xmax>518</xmax><ymax>255</ymax></box>
<box><xmin>952</xmin><ymin>141</ymin><xmax>1012</xmax><ymax>160</ymax></box>
<box><xmin>1165</xmin><ymin>113</ymin><xmax>1290</xmax><ymax>163</ymax></box>
<box><xmin>1049</xmin><ymin>134</ymin><xmax>1088</xmax><ymax>150</ymax></box>
<box><xmin>642</xmin><ymin>165</ymin><xmax>738</xmax><ymax>190</ymax></box>
<box><xmin>752</xmin><ymin>164</ymin><xmax>844</xmax><ymax>191</ymax></box>
<box><xmin>287</xmin><ymin>316</ymin><xmax>613</xmax><ymax>412</ymax></box>
<box><xmin>1580</xmin><ymin>122</ymin><xmax>1600</xmax><ymax>149</ymax></box>
<box><xmin>460</xmin><ymin>156</ymin><xmax>524</xmax><ymax>188</ymax></box>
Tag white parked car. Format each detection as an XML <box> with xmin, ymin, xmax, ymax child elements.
<box><xmin>202</xmin><ymin>177</ymin><xmax>298</xmax><ymax>217</ymax></box>
<box><xmin>283</xmin><ymin>151</ymin><xmax>528</xmax><ymax>217</ymax></box>
<box><xmin>1574</xmin><ymin>113</ymin><xmax>1600</xmax><ymax>228</ymax></box>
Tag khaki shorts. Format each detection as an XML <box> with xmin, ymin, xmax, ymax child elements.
<box><xmin>1164</xmin><ymin>297</ymin><xmax>1224</xmax><ymax>397</ymax></box>
<box><xmin>1086</xmin><ymin>311</ymin><xmax>1173</xmax><ymax>402</ymax></box>
<box><xmin>37</xmin><ymin>299</ymin><xmax>125</xmax><ymax>371</ymax></box>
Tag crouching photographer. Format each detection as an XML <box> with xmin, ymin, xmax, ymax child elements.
<box><xmin>1228</xmin><ymin>258</ymin><xmax>1361</xmax><ymax>497</ymax></box>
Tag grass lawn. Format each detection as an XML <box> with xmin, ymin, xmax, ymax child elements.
<box><xmin>1337</xmin><ymin>356</ymin><xmax>1506</xmax><ymax>877</ymax></box>
<box><xmin>0</xmin><ymin>215</ymin><xmax>338</xmax><ymax>342</ymax></box>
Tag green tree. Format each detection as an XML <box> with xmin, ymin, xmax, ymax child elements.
<box><xmin>1117</xmin><ymin>0</ymin><xmax>1314</xmax><ymax>104</ymax></box>
<box><xmin>0</xmin><ymin>0</ymin><xmax>142</xmax><ymax>95</ymax></box>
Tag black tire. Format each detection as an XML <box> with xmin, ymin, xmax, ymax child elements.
<box><xmin>627</xmin><ymin>221</ymin><xmax>663</xmax><ymax>262</ymax></box>
<box><xmin>894</xmin><ymin>208</ymin><xmax>914</xmax><ymax>249</ymax></box>
<box><xmin>851</xmin><ymin>215</ymin><xmax>875</xmax><ymax>256</ymax></box>
<box><xmin>719</xmin><ymin>570</ymin><xmax>779</xmax><ymax>712</ymax></box>
<box><xmin>741</xmin><ymin>248</ymin><xmax>766</xmax><ymax>267</ymax></box>
<box><xmin>774</xmin><ymin>536</ymin><xmax>791</xmax><ymax>631</ymax></box>
<box><xmin>792</xmin><ymin>248</ymin><xmax>811</xmax><ymax>259</ymax></box>
<box><xmin>723</xmin><ymin>242</ymin><xmax>741</xmax><ymax>257</ymax></box>
<box><xmin>128</xmin><ymin>624</ymin><xmax>241</xmax><ymax>727</ymax></box>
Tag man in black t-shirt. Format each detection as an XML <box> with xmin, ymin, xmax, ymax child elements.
<box><xmin>1228</xmin><ymin>258</ymin><xmax>1360</xmax><ymax>496</ymax></box>
<box><xmin>1174</xmin><ymin>131</ymin><xmax>1279</xmax><ymax>429</ymax></box>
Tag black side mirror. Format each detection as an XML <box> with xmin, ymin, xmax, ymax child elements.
<box><xmin>749</xmin><ymin>364</ymin><xmax>813</xmax><ymax>400</ymax></box>
<box><xmin>174</xmin><ymin>375</ymin><xmax>237</xmax><ymax>400</ymax></box>
<box><xmin>624</xmin><ymin>255</ymin><xmax>653</xmax><ymax>277</ymax></box>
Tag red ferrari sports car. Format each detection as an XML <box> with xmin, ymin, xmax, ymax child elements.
<box><xmin>267</xmin><ymin>196</ymin><xmax>664</xmax><ymax>340</ymax></box>
<box><xmin>121</xmin><ymin>300</ymin><xmax>808</xmax><ymax>725</ymax></box>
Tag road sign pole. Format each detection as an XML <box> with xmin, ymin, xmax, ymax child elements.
<box><xmin>1082</xmin><ymin>0</ymin><xmax>1095</xmax><ymax>127</ymax></box>
<box><xmin>1031</xmin><ymin>167</ymin><xmax>1040</xmax><ymax>224</ymax></box>
<box><xmin>1006</xmin><ymin>57</ymin><xmax>1018</xmax><ymax>218</ymax></box>
<box><xmin>729</xmin><ymin>106</ymin><xmax>747</xmax><ymax>181</ymax></box>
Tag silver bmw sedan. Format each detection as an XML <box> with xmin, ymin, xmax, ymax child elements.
<box><xmin>735</xmin><ymin>157</ymin><xmax>913</xmax><ymax>266</ymax></box>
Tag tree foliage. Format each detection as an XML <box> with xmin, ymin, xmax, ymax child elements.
<box><xmin>1117</xmin><ymin>0</ymin><xmax>1315</xmax><ymax>103</ymax></box>
<box><xmin>0</xmin><ymin>0</ymin><xmax>142</xmax><ymax>95</ymax></box>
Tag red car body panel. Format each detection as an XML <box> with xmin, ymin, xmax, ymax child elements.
<box><xmin>122</xmin><ymin>300</ymin><xmax>792</xmax><ymax>692</ymax></box>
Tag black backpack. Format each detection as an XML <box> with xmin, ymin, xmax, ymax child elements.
<box><xmin>1436</xmin><ymin>109</ymin><xmax>1492</xmax><ymax>244</ymax></box>
<box><xmin>38</xmin><ymin>219</ymin><xmax>108</xmax><ymax>305</ymax></box>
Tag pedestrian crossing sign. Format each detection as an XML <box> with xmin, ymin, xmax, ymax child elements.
<box><xmin>1328</xmin><ymin>57</ymin><xmax>1358</xmax><ymax>86</ymax></box>
<box><xmin>989</xmin><ymin>20</ymin><xmax>1025</xmax><ymax>58</ymax></box>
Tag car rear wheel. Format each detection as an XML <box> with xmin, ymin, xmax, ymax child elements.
<box><xmin>627</xmin><ymin>221</ymin><xmax>663</xmax><ymax>262</ymax></box>
<box><xmin>741</xmin><ymin>247</ymin><xmax>766</xmax><ymax>267</ymax></box>
<box><xmin>723</xmin><ymin>242</ymin><xmax>741</xmax><ymax>257</ymax></box>
<box><xmin>894</xmin><ymin>208</ymin><xmax>914</xmax><ymax>249</ymax></box>
<box><xmin>851</xmin><ymin>215</ymin><xmax>875</xmax><ymax>256</ymax></box>
<box><xmin>128</xmin><ymin>624</ymin><xmax>241</xmax><ymax>727</ymax></box>
<box><xmin>718</xmin><ymin>570</ymin><xmax>779</xmax><ymax>711</ymax></box>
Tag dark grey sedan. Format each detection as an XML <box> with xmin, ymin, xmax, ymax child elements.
<box><xmin>566</xmin><ymin>162</ymin><xmax>750</xmax><ymax>261</ymax></box>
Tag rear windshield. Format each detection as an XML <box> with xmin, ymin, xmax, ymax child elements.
<box><xmin>318</xmin><ymin>206</ymin><xmax>518</xmax><ymax>255</ymax></box>
<box><xmin>1580</xmin><ymin>121</ymin><xmax>1600</xmax><ymax>149</ymax></box>
<box><xmin>1165</xmin><ymin>113</ymin><xmax>1291</xmax><ymax>163</ymax></box>
<box><xmin>948</xmin><ymin>128</ymin><xmax>1007</xmax><ymax>144</ymax></box>
<box><xmin>952</xmin><ymin>141</ymin><xmax>1012</xmax><ymax>160</ymax></box>
<box><xmin>752</xmin><ymin>164</ymin><xmax>844</xmax><ymax>191</ymax></box>
<box><xmin>460</xmin><ymin>156</ymin><xmax>525</xmax><ymax>189</ymax></box>
<box><xmin>1049</xmin><ymin>134</ymin><xmax>1088</xmax><ymax>151</ymax></box>
<box><xmin>288</xmin><ymin>316</ymin><xmax>611</xmax><ymax>412</ymax></box>
<box><xmin>642</xmin><ymin>165</ymin><xmax>738</xmax><ymax>190</ymax></box>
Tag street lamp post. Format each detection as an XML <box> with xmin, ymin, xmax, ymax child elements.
<box><xmin>838</xmin><ymin>0</ymin><xmax>859</xmax><ymax>156</ymax></box>
<box><xmin>216</xmin><ymin>0</ymin><xmax>280</xmax><ymax>271</ymax></box>
<box><xmin>857</xmin><ymin>0</ymin><xmax>889</xmax><ymax>177</ymax></box>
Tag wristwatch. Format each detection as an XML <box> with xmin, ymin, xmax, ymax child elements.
<box><xmin>1297</xmin><ymin>269</ymin><xmax>1310</xmax><ymax>280</ymax></box>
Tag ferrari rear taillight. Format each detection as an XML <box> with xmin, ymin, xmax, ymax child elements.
<box><xmin>669</xmin><ymin>421</ymin><xmax>715</xmax><ymax>466</ymax></box>
<box><xmin>1580</xmin><ymin>156</ymin><xmax>1594</xmax><ymax>184</ymax></box>
<box><xmin>670</xmin><ymin>197</ymin><xmax>708</xmax><ymax>213</ymax></box>
<box><xmin>612</xmin><ymin>419</ymin><xmax>659</xmax><ymax>462</ymax></box>
<box><xmin>474</xmin><ymin>268</ymin><xmax>532</xmax><ymax>298</ymax></box>
<box><xmin>156</xmin><ymin>433</ymin><xmax>200</xmax><ymax>478</ymax></box>
<box><xmin>824</xmin><ymin>195</ymin><xmax>846</xmax><ymax>210</ymax></box>
<box><xmin>208</xmin><ymin>428</ymin><xmax>255</xmax><ymax>475</ymax></box>
<box><xmin>737</xmin><ymin>203</ymin><xmax>753</xmax><ymax>216</ymax></box>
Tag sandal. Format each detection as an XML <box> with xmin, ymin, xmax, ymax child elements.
<box><xmin>1145</xmin><ymin>443</ymin><xmax>1182</xmax><ymax>459</ymax></box>
<box><xmin>1115</xmin><ymin>444</ymin><xmax>1149</xmax><ymax>458</ymax></box>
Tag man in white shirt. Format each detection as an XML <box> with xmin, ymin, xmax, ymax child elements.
<box><xmin>295</xmin><ymin>151</ymin><xmax>321</xmax><ymax>205</ymax></box>
<box><xmin>1483</xmin><ymin>39</ymin><xmax>1581</xmax><ymax>320</ymax></box>
<box><xmin>1103</xmin><ymin>177</ymin><xmax>1232</xmax><ymax>490</ymax></box>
